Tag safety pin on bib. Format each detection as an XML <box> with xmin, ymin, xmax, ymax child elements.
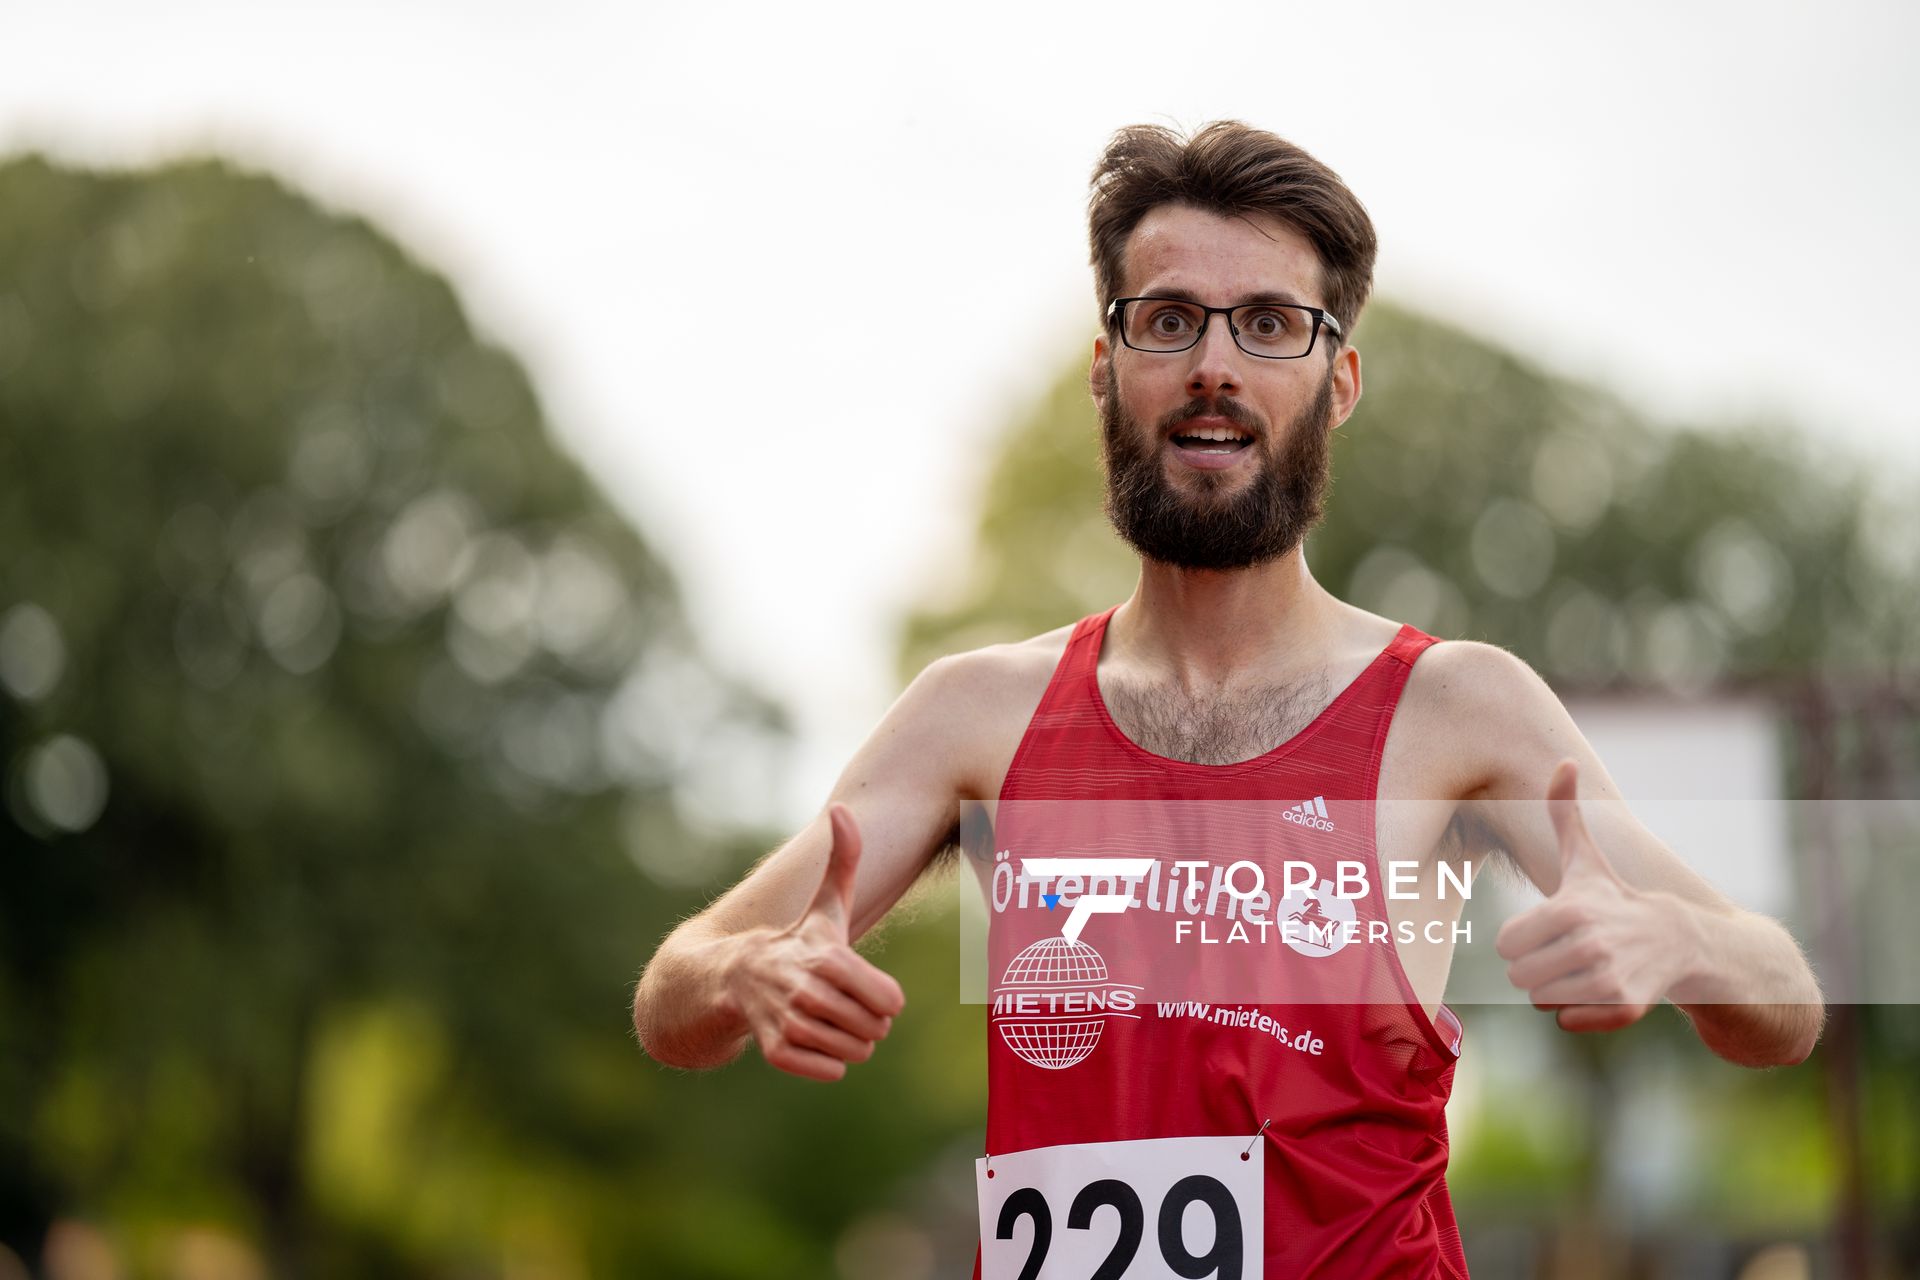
<box><xmin>985</xmin><ymin>1122</ymin><xmax>1273</xmax><ymax>1174</ymax></box>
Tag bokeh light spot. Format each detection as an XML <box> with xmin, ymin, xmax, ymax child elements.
<box><xmin>23</xmin><ymin>734</ymin><xmax>110</xmax><ymax>834</ymax></box>
<box><xmin>0</xmin><ymin>602</ymin><xmax>66</xmax><ymax>701</ymax></box>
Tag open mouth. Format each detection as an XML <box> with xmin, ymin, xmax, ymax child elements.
<box><xmin>1171</xmin><ymin>431</ymin><xmax>1253</xmax><ymax>455</ymax></box>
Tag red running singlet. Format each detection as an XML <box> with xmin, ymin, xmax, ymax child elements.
<box><xmin>971</xmin><ymin>605</ymin><xmax>1468</xmax><ymax>1278</ymax></box>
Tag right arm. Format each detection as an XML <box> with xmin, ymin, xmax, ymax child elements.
<box><xmin>632</xmin><ymin>651</ymin><xmax>994</xmax><ymax>1080</ymax></box>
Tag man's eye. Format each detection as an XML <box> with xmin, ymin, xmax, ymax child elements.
<box><xmin>1148</xmin><ymin>308</ymin><xmax>1196</xmax><ymax>334</ymax></box>
<box><xmin>1243</xmin><ymin>309</ymin><xmax>1290</xmax><ymax>336</ymax></box>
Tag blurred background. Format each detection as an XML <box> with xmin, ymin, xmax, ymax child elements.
<box><xmin>3</xmin><ymin>2</ymin><xmax>1918</xmax><ymax>1277</ymax></box>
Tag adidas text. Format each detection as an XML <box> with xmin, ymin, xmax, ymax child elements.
<box><xmin>1283</xmin><ymin>796</ymin><xmax>1335</xmax><ymax>832</ymax></box>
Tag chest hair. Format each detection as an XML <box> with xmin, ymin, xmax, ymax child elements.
<box><xmin>1100</xmin><ymin>669</ymin><xmax>1333</xmax><ymax>766</ymax></box>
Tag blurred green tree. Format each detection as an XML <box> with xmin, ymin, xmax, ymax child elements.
<box><xmin>0</xmin><ymin>153</ymin><xmax>806</xmax><ymax>1277</ymax></box>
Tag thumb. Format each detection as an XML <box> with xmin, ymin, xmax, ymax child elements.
<box><xmin>804</xmin><ymin>803</ymin><xmax>862</xmax><ymax>935</ymax></box>
<box><xmin>1548</xmin><ymin>759</ymin><xmax>1614</xmax><ymax>887</ymax></box>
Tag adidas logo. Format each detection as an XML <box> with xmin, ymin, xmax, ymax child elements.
<box><xmin>1283</xmin><ymin>796</ymin><xmax>1335</xmax><ymax>832</ymax></box>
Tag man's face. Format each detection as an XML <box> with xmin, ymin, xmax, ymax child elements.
<box><xmin>1091</xmin><ymin>203</ymin><xmax>1358</xmax><ymax>571</ymax></box>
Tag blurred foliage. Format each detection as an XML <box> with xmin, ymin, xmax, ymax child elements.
<box><xmin>0</xmin><ymin>152</ymin><xmax>943</xmax><ymax>1279</ymax></box>
<box><xmin>899</xmin><ymin>299</ymin><xmax>1920</xmax><ymax>693</ymax></box>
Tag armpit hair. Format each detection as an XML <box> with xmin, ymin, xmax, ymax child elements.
<box><xmin>1444</xmin><ymin>801</ymin><xmax>1526</xmax><ymax>890</ymax></box>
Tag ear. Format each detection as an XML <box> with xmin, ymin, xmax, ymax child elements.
<box><xmin>1089</xmin><ymin>333</ymin><xmax>1111</xmax><ymax>413</ymax></box>
<box><xmin>1328</xmin><ymin>344</ymin><xmax>1362</xmax><ymax>430</ymax></box>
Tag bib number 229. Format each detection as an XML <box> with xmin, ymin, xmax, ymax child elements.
<box><xmin>975</xmin><ymin>1136</ymin><xmax>1261</xmax><ymax>1279</ymax></box>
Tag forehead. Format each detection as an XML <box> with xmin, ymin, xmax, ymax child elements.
<box><xmin>1121</xmin><ymin>203</ymin><xmax>1323</xmax><ymax>305</ymax></box>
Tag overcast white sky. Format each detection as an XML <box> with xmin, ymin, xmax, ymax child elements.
<box><xmin>6</xmin><ymin>1</ymin><xmax>1916</xmax><ymax>824</ymax></box>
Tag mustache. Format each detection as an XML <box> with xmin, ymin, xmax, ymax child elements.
<box><xmin>1161</xmin><ymin>397</ymin><xmax>1264</xmax><ymax>434</ymax></box>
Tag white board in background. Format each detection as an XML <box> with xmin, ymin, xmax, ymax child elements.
<box><xmin>1562</xmin><ymin>694</ymin><xmax>1789</xmax><ymax>917</ymax></box>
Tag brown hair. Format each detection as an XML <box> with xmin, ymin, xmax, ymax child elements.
<box><xmin>1087</xmin><ymin>121</ymin><xmax>1378</xmax><ymax>354</ymax></box>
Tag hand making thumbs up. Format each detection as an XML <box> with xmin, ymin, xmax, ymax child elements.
<box><xmin>730</xmin><ymin>803</ymin><xmax>908</xmax><ymax>1081</ymax></box>
<box><xmin>1494</xmin><ymin>760</ymin><xmax>1690</xmax><ymax>1033</ymax></box>
<box><xmin>1548</xmin><ymin>758</ymin><xmax>1624</xmax><ymax>889</ymax></box>
<box><xmin>804</xmin><ymin>802</ymin><xmax>864</xmax><ymax>936</ymax></box>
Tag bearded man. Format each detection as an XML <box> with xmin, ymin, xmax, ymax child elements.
<box><xmin>634</xmin><ymin>120</ymin><xmax>1823</xmax><ymax>1277</ymax></box>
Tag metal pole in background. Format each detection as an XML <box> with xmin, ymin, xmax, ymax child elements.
<box><xmin>1792</xmin><ymin>681</ymin><xmax>1872</xmax><ymax>1279</ymax></box>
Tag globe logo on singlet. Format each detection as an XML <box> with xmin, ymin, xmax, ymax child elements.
<box><xmin>1278</xmin><ymin>878</ymin><xmax>1358</xmax><ymax>958</ymax></box>
<box><xmin>990</xmin><ymin>936</ymin><xmax>1142</xmax><ymax>1070</ymax></box>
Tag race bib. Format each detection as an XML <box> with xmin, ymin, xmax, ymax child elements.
<box><xmin>975</xmin><ymin>1135</ymin><xmax>1262</xmax><ymax>1279</ymax></box>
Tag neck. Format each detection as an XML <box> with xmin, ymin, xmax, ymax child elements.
<box><xmin>1109</xmin><ymin>548</ymin><xmax>1336</xmax><ymax>691</ymax></box>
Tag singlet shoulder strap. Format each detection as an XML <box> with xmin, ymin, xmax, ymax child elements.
<box><xmin>1067</xmin><ymin>605</ymin><xmax>1120</xmax><ymax>675</ymax></box>
<box><xmin>1382</xmin><ymin>621</ymin><xmax>1441</xmax><ymax>670</ymax></box>
<box><xmin>1337</xmin><ymin>621</ymin><xmax>1444</xmax><ymax>800</ymax></box>
<box><xmin>1038</xmin><ymin>605</ymin><xmax>1115</xmax><ymax>701</ymax></box>
<box><xmin>995</xmin><ymin>607</ymin><xmax>1118</xmax><ymax>801</ymax></box>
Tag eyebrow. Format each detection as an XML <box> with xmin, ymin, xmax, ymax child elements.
<box><xmin>1138</xmin><ymin>285</ymin><xmax>1309</xmax><ymax>308</ymax></box>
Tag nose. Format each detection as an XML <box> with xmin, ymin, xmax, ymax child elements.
<box><xmin>1186</xmin><ymin>313</ymin><xmax>1244</xmax><ymax>400</ymax></box>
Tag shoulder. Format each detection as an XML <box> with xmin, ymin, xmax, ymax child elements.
<box><xmin>909</xmin><ymin>620</ymin><xmax>1078</xmax><ymax>703</ymax></box>
<box><xmin>1403</xmin><ymin>636</ymin><xmax>1549</xmax><ymax>706</ymax></box>
<box><xmin>1398</xmin><ymin>637</ymin><xmax>1585</xmax><ymax>796</ymax></box>
<box><xmin>894</xmin><ymin>620</ymin><xmax>1082</xmax><ymax>797</ymax></box>
<box><xmin>904</xmin><ymin>623</ymin><xmax>1078</xmax><ymax>733</ymax></box>
<box><xmin>1401</xmin><ymin>637</ymin><xmax>1568</xmax><ymax>734</ymax></box>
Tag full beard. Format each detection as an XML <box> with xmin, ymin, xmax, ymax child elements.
<box><xmin>1099</xmin><ymin>363</ymin><xmax>1336</xmax><ymax>571</ymax></box>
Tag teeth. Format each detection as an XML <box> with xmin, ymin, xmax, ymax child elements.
<box><xmin>1179</xmin><ymin>425</ymin><xmax>1249</xmax><ymax>442</ymax></box>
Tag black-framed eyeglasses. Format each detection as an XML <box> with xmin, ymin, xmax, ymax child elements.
<box><xmin>1105</xmin><ymin>296</ymin><xmax>1343</xmax><ymax>360</ymax></box>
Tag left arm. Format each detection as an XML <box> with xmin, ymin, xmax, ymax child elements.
<box><xmin>1440</xmin><ymin>643</ymin><xmax>1823</xmax><ymax>1067</ymax></box>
